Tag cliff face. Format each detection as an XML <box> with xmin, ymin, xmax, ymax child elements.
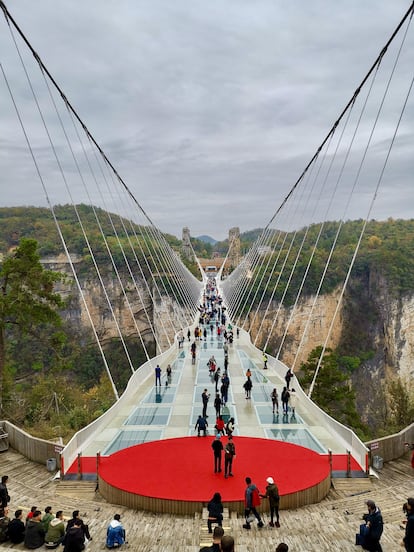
<box><xmin>249</xmin><ymin>273</ymin><xmax>414</xmax><ymax>424</ymax></box>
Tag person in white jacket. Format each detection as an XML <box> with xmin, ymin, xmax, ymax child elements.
<box><xmin>289</xmin><ymin>388</ymin><xmax>298</xmax><ymax>416</ymax></box>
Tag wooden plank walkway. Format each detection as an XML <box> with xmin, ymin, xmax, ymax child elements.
<box><xmin>0</xmin><ymin>448</ymin><xmax>413</xmax><ymax>551</ymax></box>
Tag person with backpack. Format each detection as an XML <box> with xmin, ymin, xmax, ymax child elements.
<box><xmin>243</xmin><ymin>477</ymin><xmax>264</xmax><ymax>529</ymax></box>
<box><xmin>260</xmin><ymin>476</ymin><xmax>280</xmax><ymax>527</ymax></box>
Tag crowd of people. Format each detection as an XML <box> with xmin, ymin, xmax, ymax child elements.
<box><xmin>0</xmin><ymin>477</ymin><xmax>126</xmax><ymax>551</ymax></box>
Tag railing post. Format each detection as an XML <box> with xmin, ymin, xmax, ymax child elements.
<box><xmin>346</xmin><ymin>449</ymin><xmax>351</xmax><ymax>478</ymax></box>
<box><xmin>328</xmin><ymin>448</ymin><xmax>333</xmax><ymax>483</ymax></box>
<box><xmin>77</xmin><ymin>451</ymin><xmax>82</xmax><ymax>480</ymax></box>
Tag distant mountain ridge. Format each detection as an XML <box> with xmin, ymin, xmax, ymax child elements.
<box><xmin>196</xmin><ymin>235</ymin><xmax>217</xmax><ymax>245</ymax></box>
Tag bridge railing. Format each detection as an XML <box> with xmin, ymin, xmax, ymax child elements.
<box><xmin>238</xmin><ymin>327</ymin><xmax>369</xmax><ymax>472</ymax></box>
<box><xmin>60</xmin><ymin>343</ymin><xmax>182</xmax><ymax>475</ymax></box>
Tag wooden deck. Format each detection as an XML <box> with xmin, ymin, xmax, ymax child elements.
<box><xmin>0</xmin><ymin>448</ymin><xmax>412</xmax><ymax>551</ymax></box>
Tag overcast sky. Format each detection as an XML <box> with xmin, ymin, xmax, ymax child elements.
<box><xmin>1</xmin><ymin>1</ymin><xmax>413</xmax><ymax>241</ymax></box>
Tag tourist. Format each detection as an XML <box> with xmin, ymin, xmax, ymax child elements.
<box><xmin>225</xmin><ymin>418</ymin><xmax>235</xmax><ymax>437</ymax></box>
<box><xmin>26</xmin><ymin>506</ymin><xmax>38</xmax><ymax>522</ymax></box>
<box><xmin>0</xmin><ymin>475</ymin><xmax>10</xmax><ymax>508</ymax></box>
<box><xmin>7</xmin><ymin>509</ymin><xmax>25</xmax><ymax>544</ymax></box>
<box><xmin>202</xmin><ymin>389</ymin><xmax>210</xmax><ymax>418</ymax></box>
<box><xmin>263</xmin><ymin>352</ymin><xmax>268</xmax><ymax>369</ymax></box>
<box><xmin>155</xmin><ymin>364</ymin><xmax>162</xmax><ymax>386</ymax></box>
<box><xmin>207</xmin><ymin>492</ymin><xmax>223</xmax><ymax>534</ymax></box>
<box><xmin>271</xmin><ymin>388</ymin><xmax>279</xmax><ymax>414</ymax></box>
<box><xmin>214</xmin><ymin>415</ymin><xmax>225</xmax><ymax>436</ymax></box>
<box><xmin>195</xmin><ymin>415</ymin><xmax>208</xmax><ymax>437</ymax></box>
<box><xmin>63</xmin><ymin>519</ymin><xmax>84</xmax><ymax>552</ymax></box>
<box><xmin>289</xmin><ymin>388</ymin><xmax>298</xmax><ymax>416</ymax></box>
<box><xmin>166</xmin><ymin>364</ymin><xmax>172</xmax><ymax>386</ymax></box>
<box><xmin>281</xmin><ymin>387</ymin><xmax>290</xmax><ymax>415</ymax></box>
<box><xmin>24</xmin><ymin>509</ymin><xmax>45</xmax><ymax>549</ymax></box>
<box><xmin>402</xmin><ymin>497</ymin><xmax>414</xmax><ymax>551</ymax></box>
<box><xmin>212</xmin><ymin>434</ymin><xmax>223</xmax><ymax>473</ymax></box>
<box><xmin>66</xmin><ymin>511</ymin><xmax>91</xmax><ymax>541</ymax></box>
<box><xmin>260</xmin><ymin>476</ymin><xmax>280</xmax><ymax>527</ymax></box>
<box><xmin>224</xmin><ymin>435</ymin><xmax>236</xmax><ymax>479</ymax></box>
<box><xmin>243</xmin><ymin>477</ymin><xmax>263</xmax><ymax>529</ymax></box>
<box><xmin>106</xmin><ymin>513</ymin><xmax>126</xmax><ymax>549</ymax></box>
<box><xmin>200</xmin><ymin>525</ymin><xmax>223</xmax><ymax>552</ymax></box>
<box><xmin>0</xmin><ymin>506</ymin><xmax>10</xmax><ymax>543</ymax></box>
<box><xmin>243</xmin><ymin>377</ymin><xmax>252</xmax><ymax>399</ymax></box>
<box><xmin>361</xmin><ymin>499</ymin><xmax>383</xmax><ymax>551</ymax></box>
<box><xmin>214</xmin><ymin>393</ymin><xmax>221</xmax><ymax>417</ymax></box>
<box><xmin>42</xmin><ymin>506</ymin><xmax>54</xmax><ymax>532</ymax></box>
<box><xmin>221</xmin><ymin>535</ymin><xmax>235</xmax><ymax>552</ymax></box>
<box><xmin>285</xmin><ymin>368</ymin><xmax>293</xmax><ymax>390</ymax></box>
<box><xmin>45</xmin><ymin>510</ymin><xmax>65</xmax><ymax>548</ymax></box>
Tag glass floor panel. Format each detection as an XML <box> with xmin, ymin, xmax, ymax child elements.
<box><xmin>265</xmin><ymin>427</ymin><xmax>327</xmax><ymax>453</ymax></box>
<box><xmin>103</xmin><ymin>429</ymin><xmax>162</xmax><ymax>455</ymax></box>
<box><xmin>251</xmin><ymin>384</ymin><xmax>275</xmax><ymax>402</ymax></box>
<box><xmin>256</xmin><ymin>405</ymin><xmax>304</xmax><ymax>424</ymax></box>
<box><xmin>238</xmin><ymin>350</ymin><xmax>257</xmax><ymax>372</ymax></box>
<box><xmin>124</xmin><ymin>406</ymin><xmax>171</xmax><ymax>426</ymax></box>
<box><xmin>142</xmin><ymin>386</ymin><xmax>177</xmax><ymax>404</ymax></box>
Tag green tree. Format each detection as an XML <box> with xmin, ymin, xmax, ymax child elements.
<box><xmin>299</xmin><ymin>346</ymin><xmax>367</xmax><ymax>436</ymax></box>
<box><xmin>0</xmin><ymin>238</ymin><xmax>65</xmax><ymax>410</ymax></box>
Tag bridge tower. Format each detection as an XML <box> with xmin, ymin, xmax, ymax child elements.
<box><xmin>181</xmin><ymin>227</ymin><xmax>194</xmax><ymax>262</ymax></box>
<box><xmin>228</xmin><ymin>227</ymin><xmax>241</xmax><ymax>270</ymax></box>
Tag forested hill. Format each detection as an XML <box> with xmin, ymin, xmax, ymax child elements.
<box><xmin>2</xmin><ymin>208</ymin><xmax>414</xmax><ymax>296</ymax></box>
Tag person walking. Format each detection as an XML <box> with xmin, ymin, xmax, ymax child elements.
<box><xmin>214</xmin><ymin>393</ymin><xmax>221</xmax><ymax>417</ymax></box>
<box><xmin>206</xmin><ymin>493</ymin><xmax>223</xmax><ymax>534</ymax></box>
<box><xmin>243</xmin><ymin>477</ymin><xmax>264</xmax><ymax>529</ymax></box>
<box><xmin>260</xmin><ymin>476</ymin><xmax>280</xmax><ymax>527</ymax></box>
<box><xmin>243</xmin><ymin>377</ymin><xmax>252</xmax><ymax>399</ymax></box>
<box><xmin>263</xmin><ymin>353</ymin><xmax>268</xmax><ymax>369</ymax></box>
<box><xmin>224</xmin><ymin>435</ymin><xmax>236</xmax><ymax>478</ymax></box>
<box><xmin>212</xmin><ymin>434</ymin><xmax>223</xmax><ymax>473</ymax></box>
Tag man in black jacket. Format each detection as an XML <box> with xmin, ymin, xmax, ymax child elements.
<box><xmin>363</xmin><ymin>499</ymin><xmax>383</xmax><ymax>552</ymax></box>
<box><xmin>7</xmin><ymin>509</ymin><xmax>25</xmax><ymax>544</ymax></box>
<box><xmin>0</xmin><ymin>475</ymin><xmax>10</xmax><ymax>508</ymax></box>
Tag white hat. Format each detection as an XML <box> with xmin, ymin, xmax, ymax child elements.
<box><xmin>266</xmin><ymin>477</ymin><xmax>274</xmax><ymax>484</ymax></box>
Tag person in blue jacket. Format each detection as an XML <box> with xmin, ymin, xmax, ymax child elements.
<box><xmin>106</xmin><ymin>514</ymin><xmax>126</xmax><ymax>549</ymax></box>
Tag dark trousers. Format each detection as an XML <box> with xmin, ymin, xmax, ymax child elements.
<box><xmin>214</xmin><ymin>454</ymin><xmax>222</xmax><ymax>472</ymax></box>
<box><xmin>225</xmin><ymin>456</ymin><xmax>233</xmax><ymax>476</ymax></box>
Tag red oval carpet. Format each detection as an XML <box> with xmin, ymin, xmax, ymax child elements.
<box><xmin>98</xmin><ymin>436</ymin><xmax>331</xmax><ymax>501</ymax></box>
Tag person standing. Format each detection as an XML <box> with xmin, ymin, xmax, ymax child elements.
<box><xmin>263</xmin><ymin>353</ymin><xmax>268</xmax><ymax>369</ymax></box>
<box><xmin>402</xmin><ymin>497</ymin><xmax>414</xmax><ymax>551</ymax></box>
<box><xmin>224</xmin><ymin>435</ymin><xmax>236</xmax><ymax>478</ymax></box>
<box><xmin>243</xmin><ymin>477</ymin><xmax>264</xmax><ymax>529</ymax></box>
<box><xmin>225</xmin><ymin>417</ymin><xmax>235</xmax><ymax>437</ymax></box>
<box><xmin>155</xmin><ymin>365</ymin><xmax>162</xmax><ymax>386</ymax></box>
<box><xmin>0</xmin><ymin>476</ymin><xmax>10</xmax><ymax>508</ymax></box>
<box><xmin>260</xmin><ymin>476</ymin><xmax>280</xmax><ymax>527</ymax></box>
<box><xmin>281</xmin><ymin>387</ymin><xmax>290</xmax><ymax>415</ymax></box>
<box><xmin>202</xmin><ymin>389</ymin><xmax>210</xmax><ymax>418</ymax></box>
<box><xmin>362</xmin><ymin>499</ymin><xmax>383</xmax><ymax>552</ymax></box>
<box><xmin>212</xmin><ymin>434</ymin><xmax>223</xmax><ymax>473</ymax></box>
<box><xmin>271</xmin><ymin>388</ymin><xmax>279</xmax><ymax>414</ymax></box>
<box><xmin>285</xmin><ymin>368</ymin><xmax>293</xmax><ymax>390</ymax></box>
<box><xmin>214</xmin><ymin>393</ymin><xmax>221</xmax><ymax>417</ymax></box>
<box><xmin>289</xmin><ymin>388</ymin><xmax>298</xmax><ymax>416</ymax></box>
